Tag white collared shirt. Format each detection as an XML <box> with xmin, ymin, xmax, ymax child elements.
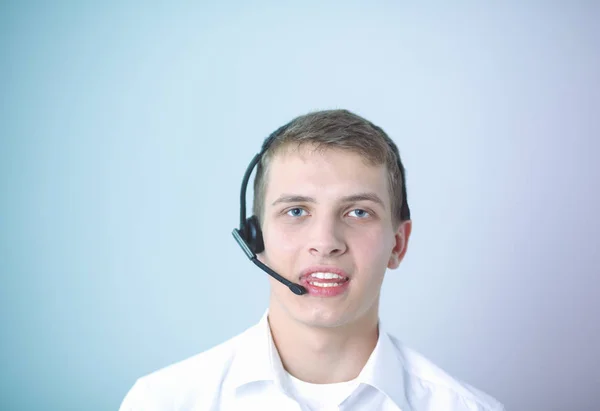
<box><xmin>119</xmin><ymin>313</ymin><xmax>504</xmax><ymax>411</ymax></box>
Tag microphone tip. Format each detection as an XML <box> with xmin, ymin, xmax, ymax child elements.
<box><xmin>289</xmin><ymin>283</ymin><xmax>307</xmax><ymax>296</ymax></box>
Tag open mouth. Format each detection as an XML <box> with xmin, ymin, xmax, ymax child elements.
<box><xmin>306</xmin><ymin>272</ymin><xmax>349</xmax><ymax>288</ymax></box>
<box><xmin>300</xmin><ymin>270</ymin><xmax>350</xmax><ymax>296</ymax></box>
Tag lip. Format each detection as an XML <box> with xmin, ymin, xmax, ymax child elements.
<box><xmin>299</xmin><ymin>266</ymin><xmax>350</xmax><ymax>297</ymax></box>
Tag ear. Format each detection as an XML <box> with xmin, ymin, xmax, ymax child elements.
<box><xmin>387</xmin><ymin>220</ymin><xmax>412</xmax><ymax>269</ymax></box>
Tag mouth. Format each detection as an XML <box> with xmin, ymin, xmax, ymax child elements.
<box><xmin>299</xmin><ymin>267</ymin><xmax>350</xmax><ymax>296</ymax></box>
<box><xmin>305</xmin><ymin>273</ymin><xmax>348</xmax><ymax>287</ymax></box>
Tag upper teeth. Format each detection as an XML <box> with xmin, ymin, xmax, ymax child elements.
<box><xmin>309</xmin><ymin>272</ymin><xmax>345</xmax><ymax>280</ymax></box>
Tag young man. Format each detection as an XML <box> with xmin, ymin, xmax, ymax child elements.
<box><xmin>120</xmin><ymin>110</ymin><xmax>504</xmax><ymax>410</ymax></box>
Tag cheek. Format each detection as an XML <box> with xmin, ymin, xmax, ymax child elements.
<box><xmin>263</xmin><ymin>221</ymin><xmax>302</xmax><ymax>255</ymax></box>
<box><xmin>351</xmin><ymin>228</ymin><xmax>394</xmax><ymax>264</ymax></box>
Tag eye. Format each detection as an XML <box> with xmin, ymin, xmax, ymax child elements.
<box><xmin>286</xmin><ymin>207</ymin><xmax>307</xmax><ymax>217</ymax></box>
<box><xmin>348</xmin><ymin>209</ymin><xmax>370</xmax><ymax>218</ymax></box>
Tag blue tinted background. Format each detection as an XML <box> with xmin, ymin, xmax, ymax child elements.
<box><xmin>1</xmin><ymin>2</ymin><xmax>599</xmax><ymax>410</ymax></box>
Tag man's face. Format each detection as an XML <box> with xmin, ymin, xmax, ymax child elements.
<box><xmin>259</xmin><ymin>145</ymin><xmax>411</xmax><ymax>329</ymax></box>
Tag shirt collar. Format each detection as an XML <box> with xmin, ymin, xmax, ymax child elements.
<box><xmin>356</xmin><ymin>321</ymin><xmax>411</xmax><ymax>410</ymax></box>
<box><xmin>227</xmin><ymin>312</ymin><xmax>410</xmax><ymax>409</ymax></box>
<box><xmin>227</xmin><ymin>311</ymin><xmax>288</xmax><ymax>392</ymax></box>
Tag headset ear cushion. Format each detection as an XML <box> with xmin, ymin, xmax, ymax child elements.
<box><xmin>245</xmin><ymin>215</ymin><xmax>265</xmax><ymax>254</ymax></box>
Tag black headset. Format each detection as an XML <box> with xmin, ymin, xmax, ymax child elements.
<box><xmin>231</xmin><ymin>119</ymin><xmax>410</xmax><ymax>296</ymax></box>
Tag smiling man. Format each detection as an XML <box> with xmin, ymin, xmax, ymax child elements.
<box><xmin>119</xmin><ymin>110</ymin><xmax>504</xmax><ymax>411</ymax></box>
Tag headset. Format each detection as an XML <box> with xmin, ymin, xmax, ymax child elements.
<box><xmin>232</xmin><ymin>119</ymin><xmax>410</xmax><ymax>296</ymax></box>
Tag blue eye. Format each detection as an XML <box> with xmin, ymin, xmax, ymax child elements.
<box><xmin>348</xmin><ymin>209</ymin><xmax>370</xmax><ymax>218</ymax></box>
<box><xmin>287</xmin><ymin>208</ymin><xmax>307</xmax><ymax>217</ymax></box>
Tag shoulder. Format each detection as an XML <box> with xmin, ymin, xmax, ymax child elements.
<box><xmin>387</xmin><ymin>334</ymin><xmax>505</xmax><ymax>411</ymax></box>
<box><xmin>119</xmin><ymin>328</ymin><xmax>249</xmax><ymax>411</ymax></box>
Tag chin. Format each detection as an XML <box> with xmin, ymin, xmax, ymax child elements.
<box><xmin>299</xmin><ymin>307</ymin><xmax>354</xmax><ymax>329</ymax></box>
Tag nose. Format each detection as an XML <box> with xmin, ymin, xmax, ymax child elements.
<box><xmin>307</xmin><ymin>214</ymin><xmax>347</xmax><ymax>258</ymax></box>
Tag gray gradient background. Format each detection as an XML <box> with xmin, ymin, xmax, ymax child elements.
<box><xmin>1</xmin><ymin>2</ymin><xmax>599</xmax><ymax>411</ymax></box>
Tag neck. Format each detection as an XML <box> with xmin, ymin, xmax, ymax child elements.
<box><xmin>267</xmin><ymin>305</ymin><xmax>379</xmax><ymax>384</ymax></box>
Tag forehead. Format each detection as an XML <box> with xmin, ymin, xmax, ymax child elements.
<box><xmin>264</xmin><ymin>146</ymin><xmax>390</xmax><ymax>205</ymax></box>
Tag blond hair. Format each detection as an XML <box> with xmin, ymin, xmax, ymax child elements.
<box><xmin>253</xmin><ymin>109</ymin><xmax>410</xmax><ymax>226</ymax></box>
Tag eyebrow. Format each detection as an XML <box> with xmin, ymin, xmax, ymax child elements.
<box><xmin>271</xmin><ymin>192</ymin><xmax>386</xmax><ymax>208</ymax></box>
<box><xmin>341</xmin><ymin>193</ymin><xmax>386</xmax><ymax>208</ymax></box>
<box><xmin>271</xmin><ymin>195</ymin><xmax>316</xmax><ymax>206</ymax></box>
